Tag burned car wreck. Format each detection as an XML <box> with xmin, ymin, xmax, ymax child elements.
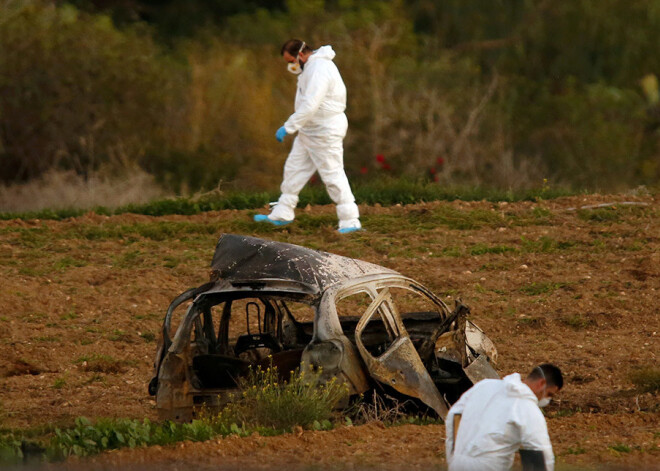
<box><xmin>149</xmin><ymin>234</ymin><xmax>498</xmax><ymax>421</ymax></box>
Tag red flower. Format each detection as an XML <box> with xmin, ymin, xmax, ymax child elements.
<box><xmin>376</xmin><ymin>154</ymin><xmax>385</xmax><ymax>163</ymax></box>
<box><xmin>433</xmin><ymin>174</ymin><xmax>439</xmax><ymax>182</ymax></box>
<box><xmin>382</xmin><ymin>163</ymin><xmax>391</xmax><ymax>171</ymax></box>
<box><xmin>436</xmin><ymin>157</ymin><xmax>445</xmax><ymax>166</ymax></box>
<box><xmin>429</xmin><ymin>167</ymin><xmax>437</xmax><ymax>175</ymax></box>
<box><xmin>360</xmin><ymin>166</ymin><xmax>368</xmax><ymax>174</ymax></box>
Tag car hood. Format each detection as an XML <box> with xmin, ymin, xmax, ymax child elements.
<box><xmin>208</xmin><ymin>234</ymin><xmax>397</xmax><ymax>295</ymax></box>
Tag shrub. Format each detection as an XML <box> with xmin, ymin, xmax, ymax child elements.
<box><xmin>0</xmin><ymin>434</ymin><xmax>23</xmax><ymax>464</ymax></box>
<box><xmin>219</xmin><ymin>364</ymin><xmax>349</xmax><ymax>432</ymax></box>
<box><xmin>0</xmin><ymin>1</ymin><xmax>186</xmax><ymax>183</ymax></box>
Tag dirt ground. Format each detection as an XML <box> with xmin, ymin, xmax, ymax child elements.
<box><xmin>1</xmin><ymin>194</ymin><xmax>658</xmax><ymax>470</ymax></box>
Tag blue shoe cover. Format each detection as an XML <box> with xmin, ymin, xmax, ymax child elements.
<box><xmin>337</xmin><ymin>226</ymin><xmax>362</xmax><ymax>234</ymax></box>
<box><xmin>253</xmin><ymin>214</ymin><xmax>293</xmax><ymax>226</ymax></box>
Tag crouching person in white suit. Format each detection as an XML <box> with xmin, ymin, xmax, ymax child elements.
<box><xmin>445</xmin><ymin>363</ymin><xmax>563</xmax><ymax>471</ymax></box>
<box><xmin>254</xmin><ymin>39</ymin><xmax>361</xmax><ymax>234</ymax></box>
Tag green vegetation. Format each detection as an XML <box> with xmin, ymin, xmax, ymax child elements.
<box><xmin>52</xmin><ymin>378</ymin><xmax>67</xmax><ymax>389</ymax></box>
<box><xmin>1</xmin><ymin>365</ymin><xmax>349</xmax><ymax>463</ymax></box>
<box><xmin>139</xmin><ymin>332</ymin><xmax>156</xmax><ymax>343</ymax></box>
<box><xmin>516</xmin><ymin>317</ymin><xmax>545</xmax><ymax>328</ymax></box>
<box><xmin>560</xmin><ymin>314</ymin><xmax>594</xmax><ymax>330</ymax></box>
<box><xmin>46</xmin><ymin>416</ymin><xmax>225</xmax><ymax>460</ymax></box>
<box><xmin>563</xmin><ymin>445</ymin><xmax>587</xmax><ymax>455</ymax></box>
<box><xmin>577</xmin><ymin>205</ymin><xmax>651</xmax><ymax>223</ymax></box>
<box><xmin>469</xmin><ymin>244</ymin><xmax>516</xmax><ymax>256</ymax></box>
<box><xmin>608</xmin><ymin>444</ymin><xmax>632</xmax><ymax>454</ymax></box>
<box><xmin>0</xmin><ymin>433</ymin><xmax>22</xmax><ymax>464</ymax></box>
<box><xmin>2</xmin><ymin>1</ymin><xmax>659</xmax><ymax>210</ymax></box>
<box><xmin>75</xmin><ymin>354</ymin><xmax>130</xmax><ymax>374</ymax></box>
<box><xmin>108</xmin><ymin>329</ymin><xmax>131</xmax><ymax>342</ymax></box>
<box><xmin>219</xmin><ymin>364</ymin><xmax>348</xmax><ymax>431</ymax></box>
<box><xmin>519</xmin><ymin>282</ymin><xmax>568</xmax><ymax>296</ymax></box>
<box><xmin>520</xmin><ymin>236</ymin><xmax>576</xmax><ymax>254</ymax></box>
<box><xmin>0</xmin><ymin>182</ymin><xmax>577</xmax><ymax>221</ymax></box>
<box><xmin>629</xmin><ymin>366</ymin><xmax>660</xmax><ymax>393</ymax></box>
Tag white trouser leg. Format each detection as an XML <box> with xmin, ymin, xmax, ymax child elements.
<box><xmin>305</xmin><ymin>134</ymin><xmax>360</xmax><ymax>229</ymax></box>
<box><xmin>269</xmin><ymin>136</ymin><xmax>317</xmax><ymax>221</ymax></box>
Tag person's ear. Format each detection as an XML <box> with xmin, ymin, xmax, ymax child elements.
<box><xmin>537</xmin><ymin>378</ymin><xmax>547</xmax><ymax>394</ymax></box>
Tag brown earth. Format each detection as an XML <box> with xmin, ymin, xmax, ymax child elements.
<box><xmin>1</xmin><ymin>194</ymin><xmax>658</xmax><ymax>470</ymax></box>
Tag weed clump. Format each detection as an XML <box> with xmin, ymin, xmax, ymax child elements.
<box><xmin>560</xmin><ymin>313</ymin><xmax>595</xmax><ymax>330</ymax></box>
<box><xmin>629</xmin><ymin>366</ymin><xmax>660</xmax><ymax>393</ymax></box>
<box><xmin>76</xmin><ymin>355</ymin><xmax>129</xmax><ymax>374</ymax></box>
<box><xmin>219</xmin><ymin>364</ymin><xmax>349</xmax><ymax>432</ymax></box>
<box><xmin>0</xmin><ymin>434</ymin><xmax>22</xmax><ymax>464</ymax></box>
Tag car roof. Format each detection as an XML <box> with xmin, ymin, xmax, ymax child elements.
<box><xmin>206</xmin><ymin>234</ymin><xmax>399</xmax><ymax>296</ymax></box>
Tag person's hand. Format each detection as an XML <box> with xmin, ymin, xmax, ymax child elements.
<box><xmin>275</xmin><ymin>126</ymin><xmax>287</xmax><ymax>142</ymax></box>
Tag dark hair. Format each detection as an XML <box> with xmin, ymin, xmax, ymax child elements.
<box><xmin>281</xmin><ymin>39</ymin><xmax>312</xmax><ymax>57</ymax></box>
<box><xmin>528</xmin><ymin>363</ymin><xmax>563</xmax><ymax>390</ymax></box>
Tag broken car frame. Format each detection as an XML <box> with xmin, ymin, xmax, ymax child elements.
<box><xmin>150</xmin><ymin>234</ymin><xmax>498</xmax><ymax>421</ymax></box>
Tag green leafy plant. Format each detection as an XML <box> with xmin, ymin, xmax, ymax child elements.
<box><xmin>219</xmin><ymin>364</ymin><xmax>349</xmax><ymax>432</ymax></box>
<box><xmin>46</xmin><ymin>416</ymin><xmax>233</xmax><ymax>461</ymax></box>
<box><xmin>0</xmin><ymin>434</ymin><xmax>23</xmax><ymax>464</ymax></box>
<box><xmin>609</xmin><ymin>444</ymin><xmax>631</xmax><ymax>453</ymax></box>
<box><xmin>52</xmin><ymin>378</ymin><xmax>66</xmax><ymax>389</ymax></box>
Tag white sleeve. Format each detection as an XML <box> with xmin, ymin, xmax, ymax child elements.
<box><xmin>445</xmin><ymin>383</ymin><xmax>478</xmax><ymax>461</ymax></box>
<box><xmin>520</xmin><ymin>408</ymin><xmax>555</xmax><ymax>471</ymax></box>
<box><xmin>283</xmin><ymin>65</ymin><xmax>331</xmax><ymax>133</ymax></box>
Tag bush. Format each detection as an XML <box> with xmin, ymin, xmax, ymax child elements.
<box><xmin>219</xmin><ymin>364</ymin><xmax>349</xmax><ymax>432</ymax></box>
<box><xmin>2</xmin><ymin>1</ymin><xmax>658</xmax><ymax>194</ymax></box>
<box><xmin>0</xmin><ymin>1</ymin><xmax>184</xmax><ymax>183</ymax></box>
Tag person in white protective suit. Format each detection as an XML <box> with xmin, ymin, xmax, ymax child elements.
<box><xmin>253</xmin><ymin>39</ymin><xmax>362</xmax><ymax>233</ymax></box>
<box><xmin>445</xmin><ymin>363</ymin><xmax>564</xmax><ymax>471</ymax></box>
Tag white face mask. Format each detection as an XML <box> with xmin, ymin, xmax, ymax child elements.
<box><xmin>287</xmin><ymin>62</ymin><xmax>302</xmax><ymax>75</ymax></box>
<box><xmin>286</xmin><ymin>41</ymin><xmax>306</xmax><ymax>75</ymax></box>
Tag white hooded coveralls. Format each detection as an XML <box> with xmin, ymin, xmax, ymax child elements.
<box><xmin>269</xmin><ymin>45</ymin><xmax>360</xmax><ymax>229</ymax></box>
<box><xmin>445</xmin><ymin>373</ymin><xmax>555</xmax><ymax>471</ymax></box>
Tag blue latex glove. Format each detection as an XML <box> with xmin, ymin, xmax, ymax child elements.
<box><xmin>275</xmin><ymin>126</ymin><xmax>287</xmax><ymax>142</ymax></box>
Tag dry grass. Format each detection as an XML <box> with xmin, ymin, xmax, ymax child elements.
<box><xmin>0</xmin><ymin>169</ymin><xmax>168</xmax><ymax>213</ymax></box>
<box><xmin>629</xmin><ymin>366</ymin><xmax>660</xmax><ymax>393</ymax></box>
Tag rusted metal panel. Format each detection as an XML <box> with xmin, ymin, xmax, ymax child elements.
<box><xmin>463</xmin><ymin>354</ymin><xmax>499</xmax><ymax>384</ymax></box>
<box><xmin>353</xmin><ymin>288</ymin><xmax>449</xmax><ymax>417</ymax></box>
<box><xmin>151</xmin><ymin>234</ymin><xmax>498</xmax><ymax>422</ymax></box>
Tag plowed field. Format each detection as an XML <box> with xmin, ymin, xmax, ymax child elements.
<box><xmin>1</xmin><ymin>194</ymin><xmax>658</xmax><ymax>470</ymax></box>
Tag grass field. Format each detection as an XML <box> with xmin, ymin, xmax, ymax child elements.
<box><xmin>0</xmin><ymin>193</ymin><xmax>658</xmax><ymax>469</ymax></box>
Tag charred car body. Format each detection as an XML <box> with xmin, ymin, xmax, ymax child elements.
<box><xmin>150</xmin><ymin>234</ymin><xmax>498</xmax><ymax>421</ymax></box>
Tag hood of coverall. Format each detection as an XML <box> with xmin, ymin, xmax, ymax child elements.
<box><xmin>502</xmin><ymin>373</ymin><xmax>540</xmax><ymax>405</ymax></box>
<box><xmin>307</xmin><ymin>45</ymin><xmax>336</xmax><ymax>64</ymax></box>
